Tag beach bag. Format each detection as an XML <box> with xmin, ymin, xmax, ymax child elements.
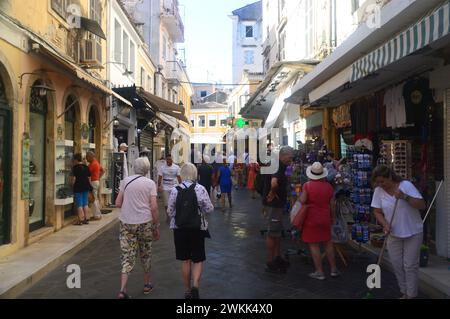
<box><xmin>291</xmin><ymin>203</ymin><xmax>308</xmax><ymax>230</ymax></box>
<box><xmin>332</xmin><ymin>213</ymin><xmax>349</xmax><ymax>243</ymax></box>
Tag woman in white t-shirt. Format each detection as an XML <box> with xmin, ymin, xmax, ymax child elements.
<box><xmin>115</xmin><ymin>157</ymin><xmax>160</xmax><ymax>299</ymax></box>
<box><xmin>371</xmin><ymin>165</ymin><xmax>426</xmax><ymax>299</ymax></box>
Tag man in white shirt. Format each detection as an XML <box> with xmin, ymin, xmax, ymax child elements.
<box><xmin>154</xmin><ymin>155</ymin><xmax>167</xmax><ymax>182</ymax></box>
<box><xmin>158</xmin><ymin>154</ymin><xmax>182</xmax><ymax>211</ymax></box>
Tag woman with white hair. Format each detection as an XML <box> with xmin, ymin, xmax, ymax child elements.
<box><xmin>115</xmin><ymin>157</ymin><xmax>160</xmax><ymax>299</ymax></box>
<box><xmin>167</xmin><ymin>163</ymin><xmax>214</xmax><ymax>299</ymax></box>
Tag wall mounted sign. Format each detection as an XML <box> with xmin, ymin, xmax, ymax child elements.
<box><xmin>81</xmin><ymin>123</ymin><xmax>89</xmax><ymax>139</ymax></box>
<box><xmin>57</xmin><ymin>124</ymin><xmax>64</xmax><ymax>140</ymax></box>
<box><xmin>21</xmin><ymin>132</ymin><xmax>30</xmax><ymax>199</ymax></box>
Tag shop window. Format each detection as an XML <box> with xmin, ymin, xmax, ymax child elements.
<box><xmin>64</xmin><ymin>95</ymin><xmax>76</xmax><ymax>141</ymax></box>
<box><xmin>200</xmin><ymin>91</ymin><xmax>207</xmax><ymax>98</ymax></box>
<box><xmin>190</xmin><ymin>115</ymin><xmax>195</xmax><ymax>127</ymax></box>
<box><xmin>29</xmin><ymin>81</ymin><xmax>48</xmax><ymax>231</ymax></box>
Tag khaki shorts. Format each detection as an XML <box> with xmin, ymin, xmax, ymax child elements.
<box><xmin>265</xmin><ymin>206</ymin><xmax>284</xmax><ymax>237</ymax></box>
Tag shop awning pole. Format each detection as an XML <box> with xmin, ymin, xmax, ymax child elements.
<box><xmin>422</xmin><ymin>180</ymin><xmax>444</xmax><ymax>224</ymax></box>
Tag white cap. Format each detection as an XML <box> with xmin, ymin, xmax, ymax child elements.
<box><xmin>120</xmin><ymin>143</ymin><xmax>128</xmax><ymax>149</ymax></box>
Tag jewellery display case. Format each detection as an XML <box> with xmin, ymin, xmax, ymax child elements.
<box><xmin>101</xmin><ymin>146</ymin><xmax>113</xmax><ymax>200</ymax></box>
<box><xmin>55</xmin><ymin>140</ymin><xmax>74</xmax><ymax>206</ymax></box>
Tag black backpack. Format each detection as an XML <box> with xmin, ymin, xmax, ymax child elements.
<box><xmin>175</xmin><ymin>183</ymin><xmax>201</xmax><ymax>229</ymax></box>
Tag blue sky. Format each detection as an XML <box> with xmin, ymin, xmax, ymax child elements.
<box><xmin>178</xmin><ymin>0</ymin><xmax>257</xmax><ymax>84</ymax></box>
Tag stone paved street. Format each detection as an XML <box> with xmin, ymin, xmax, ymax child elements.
<box><xmin>19</xmin><ymin>189</ymin><xmax>429</xmax><ymax>299</ymax></box>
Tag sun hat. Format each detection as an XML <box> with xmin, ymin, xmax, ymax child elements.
<box><xmin>306</xmin><ymin>162</ymin><xmax>329</xmax><ymax>180</ymax></box>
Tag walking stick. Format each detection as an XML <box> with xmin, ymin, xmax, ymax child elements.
<box><xmin>364</xmin><ymin>198</ymin><xmax>399</xmax><ymax>299</ymax></box>
<box><xmin>422</xmin><ymin>180</ymin><xmax>444</xmax><ymax>224</ymax></box>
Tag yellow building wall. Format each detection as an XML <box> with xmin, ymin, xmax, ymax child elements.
<box><xmin>190</xmin><ymin>110</ymin><xmax>228</xmax><ymax>135</ymax></box>
<box><xmin>0</xmin><ymin>0</ymin><xmax>110</xmax><ymax>258</ymax></box>
<box><xmin>137</xmin><ymin>47</ymin><xmax>156</xmax><ymax>91</ymax></box>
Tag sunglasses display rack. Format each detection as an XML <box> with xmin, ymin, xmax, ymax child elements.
<box><xmin>378</xmin><ymin>140</ymin><xmax>412</xmax><ymax>180</ymax></box>
<box><xmin>346</xmin><ymin>146</ymin><xmax>373</xmax><ymax>229</ymax></box>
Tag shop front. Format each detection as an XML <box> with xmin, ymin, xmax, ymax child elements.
<box><xmin>0</xmin><ymin>71</ymin><xmax>11</xmax><ymax>246</ymax></box>
<box><xmin>286</xmin><ymin>1</ymin><xmax>450</xmax><ymax>261</ymax></box>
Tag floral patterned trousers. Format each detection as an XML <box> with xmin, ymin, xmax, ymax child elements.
<box><xmin>119</xmin><ymin>221</ymin><xmax>153</xmax><ymax>274</ymax></box>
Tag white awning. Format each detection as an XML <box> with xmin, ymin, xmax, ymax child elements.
<box><xmin>190</xmin><ymin>133</ymin><xmax>225</xmax><ymax>145</ymax></box>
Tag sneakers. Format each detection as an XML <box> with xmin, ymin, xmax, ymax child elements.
<box><xmin>330</xmin><ymin>269</ymin><xmax>341</xmax><ymax>278</ymax></box>
<box><xmin>308</xmin><ymin>271</ymin><xmax>326</xmax><ymax>280</ymax></box>
<box><xmin>191</xmin><ymin>287</ymin><xmax>200</xmax><ymax>299</ymax></box>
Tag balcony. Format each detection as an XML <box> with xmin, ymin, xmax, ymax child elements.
<box><xmin>165</xmin><ymin>60</ymin><xmax>184</xmax><ymax>86</ymax></box>
<box><xmin>161</xmin><ymin>0</ymin><xmax>185</xmax><ymax>43</ymax></box>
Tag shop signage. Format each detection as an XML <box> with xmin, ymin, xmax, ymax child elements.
<box><xmin>57</xmin><ymin>124</ymin><xmax>64</xmax><ymax>140</ymax></box>
<box><xmin>21</xmin><ymin>132</ymin><xmax>30</xmax><ymax>199</ymax></box>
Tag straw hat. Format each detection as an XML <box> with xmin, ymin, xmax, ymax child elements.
<box><xmin>306</xmin><ymin>162</ymin><xmax>329</xmax><ymax>180</ymax></box>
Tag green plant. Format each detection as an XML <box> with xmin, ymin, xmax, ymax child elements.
<box><xmin>420</xmin><ymin>244</ymin><xmax>429</xmax><ymax>251</ymax></box>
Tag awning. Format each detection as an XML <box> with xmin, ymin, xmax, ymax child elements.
<box><xmin>351</xmin><ymin>1</ymin><xmax>450</xmax><ymax>82</ymax></box>
<box><xmin>32</xmin><ymin>42</ymin><xmax>115</xmax><ymax>96</ymax></box>
<box><xmin>190</xmin><ymin>133</ymin><xmax>225</xmax><ymax>145</ymax></box>
<box><xmin>137</xmin><ymin>88</ymin><xmax>189</xmax><ymax>124</ymax></box>
<box><xmin>285</xmin><ymin>0</ymin><xmax>445</xmax><ymax>105</ymax></box>
<box><xmin>80</xmin><ymin>17</ymin><xmax>106</xmax><ymax>40</ymax></box>
<box><xmin>111</xmin><ymin>90</ymin><xmax>132</xmax><ymax>107</ymax></box>
<box><xmin>240</xmin><ymin>61</ymin><xmax>317</xmax><ymax>120</ymax></box>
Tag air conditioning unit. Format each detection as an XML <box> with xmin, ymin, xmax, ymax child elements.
<box><xmin>79</xmin><ymin>38</ymin><xmax>102</xmax><ymax>68</ymax></box>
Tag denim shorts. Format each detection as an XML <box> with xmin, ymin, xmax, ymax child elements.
<box><xmin>74</xmin><ymin>192</ymin><xmax>89</xmax><ymax>208</ymax></box>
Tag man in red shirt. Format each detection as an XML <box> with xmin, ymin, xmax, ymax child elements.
<box><xmin>86</xmin><ymin>151</ymin><xmax>104</xmax><ymax>220</ymax></box>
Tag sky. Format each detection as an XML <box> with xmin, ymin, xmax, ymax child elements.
<box><xmin>178</xmin><ymin>0</ymin><xmax>257</xmax><ymax>85</ymax></box>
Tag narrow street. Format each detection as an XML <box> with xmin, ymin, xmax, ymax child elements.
<box><xmin>18</xmin><ymin>189</ymin><xmax>427</xmax><ymax>299</ymax></box>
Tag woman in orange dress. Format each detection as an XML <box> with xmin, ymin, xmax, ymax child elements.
<box><xmin>247</xmin><ymin>160</ymin><xmax>259</xmax><ymax>199</ymax></box>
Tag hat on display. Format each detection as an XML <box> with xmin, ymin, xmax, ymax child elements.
<box><xmin>306</xmin><ymin>162</ymin><xmax>329</xmax><ymax>180</ymax></box>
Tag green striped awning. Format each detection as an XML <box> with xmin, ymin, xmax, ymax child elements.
<box><xmin>351</xmin><ymin>1</ymin><xmax>450</xmax><ymax>82</ymax></box>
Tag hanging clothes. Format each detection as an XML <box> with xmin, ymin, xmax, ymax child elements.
<box><xmin>350</xmin><ymin>98</ymin><xmax>369</xmax><ymax>135</ymax></box>
<box><xmin>384</xmin><ymin>83</ymin><xmax>407</xmax><ymax>129</ymax></box>
<box><xmin>403</xmin><ymin>77</ymin><xmax>434</xmax><ymax>127</ymax></box>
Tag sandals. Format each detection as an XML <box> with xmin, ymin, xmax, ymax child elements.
<box><xmin>73</xmin><ymin>220</ymin><xmax>84</xmax><ymax>226</ymax></box>
<box><xmin>143</xmin><ymin>283</ymin><xmax>154</xmax><ymax>295</ymax></box>
<box><xmin>117</xmin><ymin>291</ymin><xmax>130</xmax><ymax>299</ymax></box>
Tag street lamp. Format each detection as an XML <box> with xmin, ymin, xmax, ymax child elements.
<box><xmin>31</xmin><ymin>83</ymin><xmax>55</xmax><ymax>96</ymax></box>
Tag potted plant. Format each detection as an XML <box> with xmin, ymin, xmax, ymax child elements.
<box><xmin>420</xmin><ymin>244</ymin><xmax>429</xmax><ymax>267</ymax></box>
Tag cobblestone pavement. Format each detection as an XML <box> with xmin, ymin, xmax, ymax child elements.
<box><xmin>19</xmin><ymin>189</ymin><xmax>429</xmax><ymax>299</ymax></box>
